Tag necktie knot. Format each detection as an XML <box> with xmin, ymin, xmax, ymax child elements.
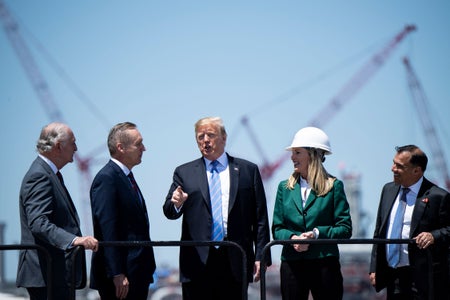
<box><xmin>128</xmin><ymin>172</ymin><xmax>138</xmax><ymax>189</ymax></box>
<box><xmin>401</xmin><ymin>187</ymin><xmax>410</xmax><ymax>202</ymax></box>
<box><xmin>56</xmin><ymin>171</ymin><xmax>64</xmax><ymax>183</ymax></box>
<box><xmin>211</xmin><ymin>160</ymin><xmax>219</xmax><ymax>172</ymax></box>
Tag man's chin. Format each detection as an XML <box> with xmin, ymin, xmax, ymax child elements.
<box><xmin>201</xmin><ymin>150</ymin><xmax>212</xmax><ymax>158</ymax></box>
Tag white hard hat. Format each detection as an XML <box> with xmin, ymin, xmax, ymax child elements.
<box><xmin>286</xmin><ymin>127</ymin><xmax>332</xmax><ymax>154</ymax></box>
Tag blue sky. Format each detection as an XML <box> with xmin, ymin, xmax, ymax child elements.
<box><xmin>1</xmin><ymin>0</ymin><xmax>449</xmax><ymax>282</ymax></box>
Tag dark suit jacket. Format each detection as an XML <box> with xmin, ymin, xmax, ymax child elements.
<box><xmin>16</xmin><ymin>156</ymin><xmax>86</xmax><ymax>289</ymax></box>
<box><xmin>272</xmin><ymin>178</ymin><xmax>352</xmax><ymax>261</ymax></box>
<box><xmin>163</xmin><ymin>154</ymin><xmax>271</xmax><ymax>283</ymax></box>
<box><xmin>370</xmin><ymin>178</ymin><xmax>450</xmax><ymax>296</ymax></box>
<box><xmin>90</xmin><ymin>160</ymin><xmax>156</xmax><ymax>290</ymax></box>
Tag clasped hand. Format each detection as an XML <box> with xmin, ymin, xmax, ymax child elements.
<box><xmin>291</xmin><ymin>231</ymin><xmax>314</xmax><ymax>252</ymax></box>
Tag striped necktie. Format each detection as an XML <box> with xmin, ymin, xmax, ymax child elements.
<box><xmin>209</xmin><ymin>160</ymin><xmax>224</xmax><ymax>243</ymax></box>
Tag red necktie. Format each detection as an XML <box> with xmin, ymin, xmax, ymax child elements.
<box><xmin>128</xmin><ymin>172</ymin><xmax>146</xmax><ymax>211</ymax></box>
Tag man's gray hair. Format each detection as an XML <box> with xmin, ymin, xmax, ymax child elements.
<box><xmin>36</xmin><ymin>123</ymin><xmax>69</xmax><ymax>154</ymax></box>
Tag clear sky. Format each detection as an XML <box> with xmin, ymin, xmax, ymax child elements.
<box><xmin>1</xmin><ymin>0</ymin><xmax>449</xmax><ymax>282</ymax></box>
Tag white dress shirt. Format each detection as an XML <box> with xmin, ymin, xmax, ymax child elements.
<box><xmin>386</xmin><ymin>177</ymin><xmax>423</xmax><ymax>267</ymax></box>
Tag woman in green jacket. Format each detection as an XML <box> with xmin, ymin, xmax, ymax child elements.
<box><xmin>272</xmin><ymin>127</ymin><xmax>352</xmax><ymax>300</ymax></box>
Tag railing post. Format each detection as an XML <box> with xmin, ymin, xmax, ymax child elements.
<box><xmin>259</xmin><ymin>238</ymin><xmax>415</xmax><ymax>299</ymax></box>
<box><xmin>426</xmin><ymin>248</ymin><xmax>434</xmax><ymax>299</ymax></box>
<box><xmin>98</xmin><ymin>240</ymin><xmax>248</xmax><ymax>300</ymax></box>
<box><xmin>69</xmin><ymin>246</ymin><xmax>83</xmax><ymax>300</ymax></box>
<box><xmin>259</xmin><ymin>240</ymin><xmax>273</xmax><ymax>300</ymax></box>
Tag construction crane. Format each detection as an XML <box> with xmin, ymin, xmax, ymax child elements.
<box><xmin>403</xmin><ymin>57</ymin><xmax>450</xmax><ymax>191</ymax></box>
<box><xmin>0</xmin><ymin>0</ymin><xmax>100</xmax><ymax>235</ymax></box>
<box><xmin>242</xmin><ymin>24</ymin><xmax>416</xmax><ymax>181</ymax></box>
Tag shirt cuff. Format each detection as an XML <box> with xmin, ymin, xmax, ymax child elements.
<box><xmin>68</xmin><ymin>236</ymin><xmax>78</xmax><ymax>250</ymax></box>
<box><xmin>175</xmin><ymin>204</ymin><xmax>183</xmax><ymax>213</ymax></box>
<box><xmin>312</xmin><ymin>228</ymin><xmax>319</xmax><ymax>239</ymax></box>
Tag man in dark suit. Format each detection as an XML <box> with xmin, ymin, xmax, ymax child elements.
<box><xmin>163</xmin><ymin>116</ymin><xmax>271</xmax><ymax>300</ymax></box>
<box><xmin>16</xmin><ymin>122</ymin><xmax>98</xmax><ymax>300</ymax></box>
<box><xmin>370</xmin><ymin>145</ymin><xmax>450</xmax><ymax>299</ymax></box>
<box><xmin>90</xmin><ymin>122</ymin><xmax>156</xmax><ymax>300</ymax></box>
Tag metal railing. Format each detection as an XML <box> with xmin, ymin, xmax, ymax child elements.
<box><xmin>259</xmin><ymin>238</ymin><xmax>434</xmax><ymax>300</ymax></box>
<box><xmin>71</xmin><ymin>240</ymin><xmax>248</xmax><ymax>300</ymax></box>
<box><xmin>2</xmin><ymin>239</ymin><xmax>436</xmax><ymax>299</ymax></box>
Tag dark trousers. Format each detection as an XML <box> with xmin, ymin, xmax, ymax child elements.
<box><xmin>27</xmin><ymin>286</ymin><xmax>69</xmax><ymax>300</ymax></box>
<box><xmin>182</xmin><ymin>246</ymin><xmax>247</xmax><ymax>300</ymax></box>
<box><xmin>280</xmin><ymin>257</ymin><xmax>343</xmax><ymax>300</ymax></box>
<box><xmin>386</xmin><ymin>266</ymin><xmax>413</xmax><ymax>300</ymax></box>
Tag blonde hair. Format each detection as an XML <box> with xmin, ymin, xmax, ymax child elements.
<box><xmin>194</xmin><ymin>116</ymin><xmax>227</xmax><ymax>137</ymax></box>
<box><xmin>286</xmin><ymin>147</ymin><xmax>335</xmax><ymax>196</ymax></box>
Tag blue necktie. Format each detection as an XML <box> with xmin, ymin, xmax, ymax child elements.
<box><xmin>387</xmin><ymin>187</ymin><xmax>410</xmax><ymax>267</ymax></box>
<box><xmin>209</xmin><ymin>160</ymin><xmax>224</xmax><ymax>243</ymax></box>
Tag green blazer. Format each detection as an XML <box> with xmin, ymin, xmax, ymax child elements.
<box><xmin>272</xmin><ymin>178</ymin><xmax>352</xmax><ymax>261</ymax></box>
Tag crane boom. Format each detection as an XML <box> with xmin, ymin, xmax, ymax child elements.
<box><xmin>403</xmin><ymin>57</ymin><xmax>450</xmax><ymax>191</ymax></box>
<box><xmin>309</xmin><ymin>25</ymin><xmax>416</xmax><ymax>128</ymax></box>
<box><xmin>0</xmin><ymin>0</ymin><xmax>63</xmax><ymax>121</ymax></box>
<box><xmin>244</xmin><ymin>25</ymin><xmax>416</xmax><ymax>180</ymax></box>
<box><xmin>0</xmin><ymin>0</ymin><xmax>94</xmax><ymax>234</ymax></box>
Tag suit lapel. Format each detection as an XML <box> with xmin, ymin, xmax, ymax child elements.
<box><xmin>195</xmin><ymin>158</ymin><xmax>211</xmax><ymax>210</ymax></box>
<box><xmin>410</xmin><ymin>179</ymin><xmax>432</xmax><ymax>237</ymax></box>
<box><xmin>110</xmin><ymin>161</ymin><xmax>149</xmax><ymax>219</ymax></box>
<box><xmin>36</xmin><ymin>157</ymin><xmax>81</xmax><ymax>227</ymax></box>
<box><xmin>303</xmin><ymin>189</ymin><xmax>318</xmax><ymax>212</ymax></box>
<box><xmin>291</xmin><ymin>184</ymin><xmax>304</xmax><ymax>213</ymax></box>
<box><xmin>57</xmin><ymin>176</ymin><xmax>80</xmax><ymax>226</ymax></box>
<box><xmin>381</xmin><ymin>184</ymin><xmax>401</xmax><ymax>231</ymax></box>
<box><xmin>228</xmin><ymin>156</ymin><xmax>239</xmax><ymax>213</ymax></box>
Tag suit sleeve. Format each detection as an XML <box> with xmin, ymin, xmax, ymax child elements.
<box><xmin>315</xmin><ymin>180</ymin><xmax>352</xmax><ymax>239</ymax></box>
<box><xmin>163</xmin><ymin>166</ymin><xmax>185</xmax><ymax>219</ymax></box>
<box><xmin>370</xmin><ymin>184</ymin><xmax>388</xmax><ymax>273</ymax></box>
<box><xmin>272</xmin><ymin>181</ymin><xmax>296</xmax><ymax>241</ymax></box>
<box><xmin>253</xmin><ymin>165</ymin><xmax>271</xmax><ymax>264</ymax></box>
<box><xmin>22</xmin><ymin>172</ymin><xmax>76</xmax><ymax>250</ymax></box>
<box><xmin>429</xmin><ymin>188</ymin><xmax>450</xmax><ymax>245</ymax></box>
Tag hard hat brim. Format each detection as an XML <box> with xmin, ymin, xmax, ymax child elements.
<box><xmin>285</xmin><ymin>145</ymin><xmax>332</xmax><ymax>155</ymax></box>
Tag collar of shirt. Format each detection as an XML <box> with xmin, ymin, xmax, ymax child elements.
<box><xmin>402</xmin><ymin>176</ymin><xmax>423</xmax><ymax>204</ymax></box>
<box><xmin>111</xmin><ymin>157</ymin><xmax>131</xmax><ymax>176</ymax></box>
<box><xmin>204</xmin><ymin>152</ymin><xmax>228</xmax><ymax>172</ymax></box>
<box><xmin>39</xmin><ymin>154</ymin><xmax>58</xmax><ymax>174</ymax></box>
<box><xmin>299</xmin><ymin>176</ymin><xmax>311</xmax><ymax>204</ymax></box>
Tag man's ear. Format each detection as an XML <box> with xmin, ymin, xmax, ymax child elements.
<box><xmin>55</xmin><ymin>141</ymin><xmax>62</xmax><ymax>152</ymax></box>
<box><xmin>117</xmin><ymin>143</ymin><xmax>125</xmax><ymax>153</ymax></box>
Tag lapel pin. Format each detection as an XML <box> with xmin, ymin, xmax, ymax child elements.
<box><xmin>421</xmin><ymin>198</ymin><xmax>429</xmax><ymax>203</ymax></box>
